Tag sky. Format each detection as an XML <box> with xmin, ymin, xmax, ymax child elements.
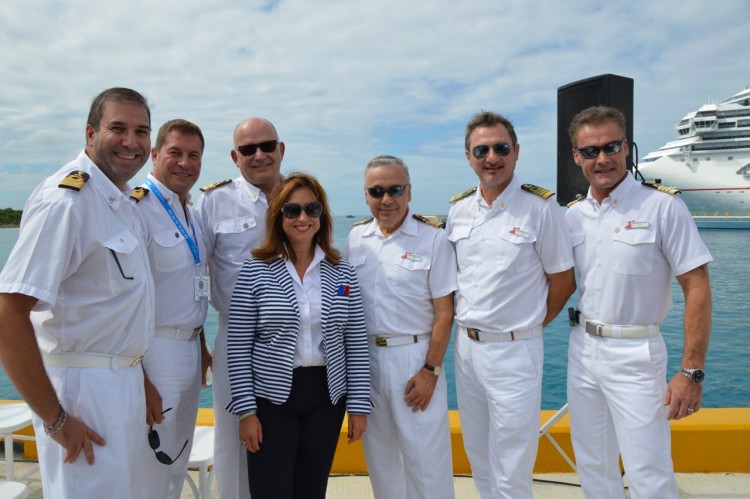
<box><xmin>1</xmin><ymin>0</ymin><xmax>749</xmax><ymax>215</ymax></box>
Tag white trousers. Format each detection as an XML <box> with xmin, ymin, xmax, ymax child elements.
<box><xmin>33</xmin><ymin>364</ymin><xmax>148</xmax><ymax>499</ymax></box>
<box><xmin>567</xmin><ymin>326</ymin><xmax>678</xmax><ymax>499</ymax></box>
<box><xmin>141</xmin><ymin>337</ymin><xmax>202</xmax><ymax>499</ymax></box>
<box><xmin>362</xmin><ymin>339</ymin><xmax>455</xmax><ymax>499</ymax></box>
<box><xmin>454</xmin><ymin>327</ymin><xmax>543</xmax><ymax>499</ymax></box>
<box><xmin>213</xmin><ymin>314</ymin><xmax>251</xmax><ymax>499</ymax></box>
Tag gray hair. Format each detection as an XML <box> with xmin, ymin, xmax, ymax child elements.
<box><xmin>364</xmin><ymin>155</ymin><xmax>410</xmax><ymax>180</ymax></box>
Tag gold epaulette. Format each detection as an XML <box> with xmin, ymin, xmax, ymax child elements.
<box><xmin>566</xmin><ymin>195</ymin><xmax>585</xmax><ymax>207</ymax></box>
<box><xmin>58</xmin><ymin>171</ymin><xmax>90</xmax><ymax>191</ymax></box>
<box><xmin>641</xmin><ymin>181</ymin><xmax>680</xmax><ymax>195</ymax></box>
<box><xmin>521</xmin><ymin>183</ymin><xmax>554</xmax><ymax>199</ymax></box>
<box><xmin>129</xmin><ymin>187</ymin><xmax>149</xmax><ymax>203</ymax></box>
<box><xmin>352</xmin><ymin>217</ymin><xmax>373</xmax><ymax>227</ymax></box>
<box><xmin>199</xmin><ymin>179</ymin><xmax>232</xmax><ymax>192</ymax></box>
<box><xmin>413</xmin><ymin>214</ymin><xmax>445</xmax><ymax>229</ymax></box>
<box><xmin>449</xmin><ymin>187</ymin><xmax>477</xmax><ymax>204</ymax></box>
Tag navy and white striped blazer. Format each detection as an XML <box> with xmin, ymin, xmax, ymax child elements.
<box><xmin>225</xmin><ymin>255</ymin><xmax>370</xmax><ymax>415</ymax></box>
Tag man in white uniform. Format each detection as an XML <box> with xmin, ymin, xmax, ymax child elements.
<box><xmin>344</xmin><ymin>155</ymin><xmax>457</xmax><ymax>499</ymax></box>
<box><xmin>134</xmin><ymin>119</ymin><xmax>212</xmax><ymax>499</ymax></box>
<box><xmin>446</xmin><ymin>111</ymin><xmax>576</xmax><ymax>498</ymax></box>
<box><xmin>565</xmin><ymin>106</ymin><xmax>713</xmax><ymax>499</ymax></box>
<box><xmin>0</xmin><ymin>87</ymin><xmax>155</xmax><ymax>499</ymax></box>
<box><xmin>195</xmin><ymin>117</ymin><xmax>284</xmax><ymax>498</ymax></box>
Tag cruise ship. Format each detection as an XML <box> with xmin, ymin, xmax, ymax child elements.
<box><xmin>638</xmin><ymin>85</ymin><xmax>750</xmax><ymax>228</ymax></box>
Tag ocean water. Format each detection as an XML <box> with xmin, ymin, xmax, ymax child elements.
<box><xmin>1</xmin><ymin>219</ymin><xmax>748</xmax><ymax>410</ymax></box>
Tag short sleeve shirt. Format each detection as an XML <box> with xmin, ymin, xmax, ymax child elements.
<box><xmin>343</xmin><ymin>210</ymin><xmax>457</xmax><ymax>335</ymax></box>
<box><xmin>565</xmin><ymin>172</ymin><xmax>713</xmax><ymax>325</ymax></box>
<box><xmin>446</xmin><ymin>175</ymin><xmax>573</xmax><ymax>333</ymax></box>
<box><xmin>0</xmin><ymin>149</ymin><xmax>155</xmax><ymax>357</ymax></box>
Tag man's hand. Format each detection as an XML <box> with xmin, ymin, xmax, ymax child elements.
<box><xmin>404</xmin><ymin>368</ymin><xmax>438</xmax><ymax>412</ymax></box>
<box><xmin>52</xmin><ymin>413</ymin><xmax>106</xmax><ymax>464</ymax></box>
<box><xmin>144</xmin><ymin>377</ymin><xmax>164</xmax><ymax>426</ymax></box>
<box><xmin>665</xmin><ymin>373</ymin><xmax>703</xmax><ymax>420</ymax></box>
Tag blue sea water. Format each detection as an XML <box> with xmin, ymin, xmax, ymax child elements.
<box><xmin>1</xmin><ymin>219</ymin><xmax>748</xmax><ymax>410</ymax></box>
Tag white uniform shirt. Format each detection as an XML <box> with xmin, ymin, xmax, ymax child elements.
<box><xmin>0</xmin><ymin>149</ymin><xmax>155</xmax><ymax>357</ymax></box>
<box><xmin>285</xmin><ymin>246</ymin><xmax>326</xmax><ymax>367</ymax></box>
<box><xmin>136</xmin><ymin>173</ymin><xmax>209</xmax><ymax>331</ymax></box>
<box><xmin>446</xmin><ymin>175</ymin><xmax>573</xmax><ymax>333</ymax></box>
<box><xmin>195</xmin><ymin>177</ymin><xmax>269</xmax><ymax>317</ymax></box>
<box><xmin>343</xmin><ymin>210</ymin><xmax>457</xmax><ymax>335</ymax></box>
<box><xmin>565</xmin><ymin>172</ymin><xmax>713</xmax><ymax>325</ymax></box>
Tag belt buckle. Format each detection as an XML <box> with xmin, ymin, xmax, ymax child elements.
<box><xmin>467</xmin><ymin>328</ymin><xmax>480</xmax><ymax>341</ymax></box>
<box><xmin>130</xmin><ymin>356</ymin><xmax>143</xmax><ymax>367</ymax></box>
<box><xmin>585</xmin><ymin>321</ymin><xmax>604</xmax><ymax>337</ymax></box>
<box><xmin>375</xmin><ymin>337</ymin><xmax>387</xmax><ymax>347</ymax></box>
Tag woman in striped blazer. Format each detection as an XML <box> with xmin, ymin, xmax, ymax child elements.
<box><xmin>226</xmin><ymin>172</ymin><xmax>370</xmax><ymax>499</ymax></box>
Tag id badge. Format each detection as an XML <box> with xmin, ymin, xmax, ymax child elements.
<box><xmin>194</xmin><ymin>276</ymin><xmax>211</xmax><ymax>300</ymax></box>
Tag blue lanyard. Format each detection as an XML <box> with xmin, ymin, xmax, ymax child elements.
<box><xmin>144</xmin><ymin>178</ymin><xmax>201</xmax><ymax>266</ymax></box>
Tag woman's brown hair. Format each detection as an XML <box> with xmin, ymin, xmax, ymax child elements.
<box><xmin>252</xmin><ymin>172</ymin><xmax>341</xmax><ymax>265</ymax></box>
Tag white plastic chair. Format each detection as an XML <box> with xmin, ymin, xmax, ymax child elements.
<box><xmin>0</xmin><ymin>403</ymin><xmax>38</xmax><ymax>481</ymax></box>
<box><xmin>0</xmin><ymin>480</ymin><xmax>27</xmax><ymax>499</ymax></box>
<box><xmin>185</xmin><ymin>425</ymin><xmax>214</xmax><ymax>498</ymax></box>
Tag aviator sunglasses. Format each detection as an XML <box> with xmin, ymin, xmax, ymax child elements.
<box><xmin>281</xmin><ymin>201</ymin><xmax>323</xmax><ymax>219</ymax></box>
<box><xmin>366</xmin><ymin>185</ymin><xmax>408</xmax><ymax>199</ymax></box>
<box><xmin>471</xmin><ymin>142</ymin><xmax>513</xmax><ymax>160</ymax></box>
<box><xmin>235</xmin><ymin>140</ymin><xmax>278</xmax><ymax>156</ymax></box>
<box><xmin>575</xmin><ymin>139</ymin><xmax>625</xmax><ymax>160</ymax></box>
<box><xmin>148</xmin><ymin>408</ymin><xmax>189</xmax><ymax>465</ymax></box>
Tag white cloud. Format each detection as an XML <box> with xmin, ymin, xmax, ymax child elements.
<box><xmin>1</xmin><ymin>0</ymin><xmax>748</xmax><ymax>215</ymax></box>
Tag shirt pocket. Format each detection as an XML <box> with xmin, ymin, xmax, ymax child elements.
<box><xmin>215</xmin><ymin>216</ymin><xmax>258</xmax><ymax>262</ymax></box>
<box><xmin>570</xmin><ymin>230</ymin><xmax>585</xmax><ymax>262</ymax></box>
<box><xmin>103</xmin><ymin>230</ymin><xmax>141</xmax><ymax>292</ymax></box>
<box><xmin>152</xmin><ymin>228</ymin><xmax>186</xmax><ymax>273</ymax></box>
<box><xmin>612</xmin><ymin>227</ymin><xmax>656</xmax><ymax>275</ymax></box>
<box><xmin>489</xmin><ymin>225</ymin><xmax>538</xmax><ymax>273</ymax></box>
<box><xmin>392</xmin><ymin>254</ymin><xmax>431</xmax><ymax>297</ymax></box>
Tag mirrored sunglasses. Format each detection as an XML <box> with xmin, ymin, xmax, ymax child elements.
<box><xmin>575</xmin><ymin>139</ymin><xmax>625</xmax><ymax>160</ymax></box>
<box><xmin>235</xmin><ymin>140</ymin><xmax>278</xmax><ymax>156</ymax></box>
<box><xmin>281</xmin><ymin>201</ymin><xmax>323</xmax><ymax>219</ymax></box>
<box><xmin>366</xmin><ymin>185</ymin><xmax>408</xmax><ymax>199</ymax></box>
<box><xmin>471</xmin><ymin>142</ymin><xmax>513</xmax><ymax>160</ymax></box>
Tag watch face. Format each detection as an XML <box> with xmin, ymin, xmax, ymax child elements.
<box><xmin>692</xmin><ymin>369</ymin><xmax>705</xmax><ymax>383</ymax></box>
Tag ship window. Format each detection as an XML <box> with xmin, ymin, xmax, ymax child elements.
<box><xmin>729</xmin><ymin>156</ymin><xmax>733</xmax><ymax>160</ymax></box>
<box><xmin>706</xmin><ymin>157</ymin><xmax>710</xmax><ymax>161</ymax></box>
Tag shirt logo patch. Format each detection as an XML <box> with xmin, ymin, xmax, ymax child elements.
<box><xmin>337</xmin><ymin>284</ymin><xmax>350</xmax><ymax>296</ymax></box>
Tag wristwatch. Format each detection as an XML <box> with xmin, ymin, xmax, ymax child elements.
<box><xmin>423</xmin><ymin>363</ymin><xmax>442</xmax><ymax>376</ymax></box>
<box><xmin>680</xmin><ymin>368</ymin><xmax>705</xmax><ymax>384</ymax></box>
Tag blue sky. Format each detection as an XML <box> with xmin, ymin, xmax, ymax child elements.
<box><xmin>1</xmin><ymin>0</ymin><xmax>748</xmax><ymax>215</ymax></box>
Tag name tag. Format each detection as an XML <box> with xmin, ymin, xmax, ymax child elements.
<box><xmin>194</xmin><ymin>276</ymin><xmax>211</xmax><ymax>300</ymax></box>
<box><xmin>625</xmin><ymin>220</ymin><xmax>649</xmax><ymax>230</ymax></box>
<box><xmin>509</xmin><ymin>227</ymin><xmax>530</xmax><ymax>238</ymax></box>
<box><xmin>401</xmin><ymin>252</ymin><xmax>422</xmax><ymax>262</ymax></box>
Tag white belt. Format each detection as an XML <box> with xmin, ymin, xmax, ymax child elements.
<box><xmin>154</xmin><ymin>326</ymin><xmax>203</xmax><ymax>341</ymax></box>
<box><xmin>462</xmin><ymin>325</ymin><xmax>542</xmax><ymax>342</ymax></box>
<box><xmin>370</xmin><ymin>334</ymin><xmax>430</xmax><ymax>347</ymax></box>
<box><xmin>42</xmin><ymin>352</ymin><xmax>143</xmax><ymax>369</ymax></box>
<box><xmin>581</xmin><ymin>317</ymin><xmax>659</xmax><ymax>339</ymax></box>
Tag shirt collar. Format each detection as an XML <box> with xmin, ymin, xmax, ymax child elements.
<box><xmin>362</xmin><ymin>208</ymin><xmax>416</xmax><ymax>238</ymax></box>
<box><xmin>476</xmin><ymin>174</ymin><xmax>520</xmax><ymax>212</ymax></box>
<box><xmin>145</xmin><ymin>173</ymin><xmax>192</xmax><ymax>205</ymax></box>
<box><xmin>79</xmin><ymin>149</ymin><xmax>131</xmax><ymax>210</ymax></box>
<box><xmin>586</xmin><ymin>171</ymin><xmax>636</xmax><ymax>207</ymax></box>
<box><xmin>240</xmin><ymin>177</ymin><xmax>265</xmax><ymax>204</ymax></box>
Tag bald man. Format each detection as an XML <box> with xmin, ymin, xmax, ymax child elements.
<box><xmin>195</xmin><ymin>118</ymin><xmax>285</xmax><ymax>498</ymax></box>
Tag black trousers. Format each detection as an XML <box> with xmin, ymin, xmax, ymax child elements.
<box><xmin>247</xmin><ymin>366</ymin><xmax>346</xmax><ymax>499</ymax></box>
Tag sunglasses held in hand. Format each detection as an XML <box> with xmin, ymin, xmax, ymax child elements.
<box><xmin>148</xmin><ymin>407</ymin><xmax>189</xmax><ymax>465</ymax></box>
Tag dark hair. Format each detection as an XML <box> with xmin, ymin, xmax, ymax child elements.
<box><xmin>87</xmin><ymin>87</ymin><xmax>151</xmax><ymax>131</ymax></box>
<box><xmin>568</xmin><ymin>106</ymin><xmax>626</xmax><ymax>147</ymax></box>
<box><xmin>155</xmin><ymin>119</ymin><xmax>205</xmax><ymax>151</ymax></box>
<box><xmin>252</xmin><ymin>172</ymin><xmax>340</xmax><ymax>265</ymax></box>
<box><xmin>464</xmin><ymin>111</ymin><xmax>518</xmax><ymax>149</ymax></box>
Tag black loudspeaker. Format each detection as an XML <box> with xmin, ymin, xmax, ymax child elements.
<box><xmin>556</xmin><ymin>74</ymin><xmax>634</xmax><ymax>205</ymax></box>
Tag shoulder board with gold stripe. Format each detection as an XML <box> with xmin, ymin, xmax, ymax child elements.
<box><xmin>58</xmin><ymin>170</ymin><xmax>90</xmax><ymax>191</ymax></box>
<box><xmin>641</xmin><ymin>181</ymin><xmax>680</xmax><ymax>195</ymax></box>
<box><xmin>566</xmin><ymin>195</ymin><xmax>586</xmax><ymax>207</ymax></box>
<box><xmin>449</xmin><ymin>187</ymin><xmax>477</xmax><ymax>204</ymax></box>
<box><xmin>129</xmin><ymin>187</ymin><xmax>150</xmax><ymax>203</ymax></box>
<box><xmin>521</xmin><ymin>183</ymin><xmax>554</xmax><ymax>199</ymax></box>
<box><xmin>199</xmin><ymin>179</ymin><xmax>232</xmax><ymax>192</ymax></box>
<box><xmin>352</xmin><ymin>217</ymin><xmax>373</xmax><ymax>227</ymax></box>
<box><xmin>413</xmin><ymin>214</ymin><xmax>445</xmax><ymax>229</ymax></box>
